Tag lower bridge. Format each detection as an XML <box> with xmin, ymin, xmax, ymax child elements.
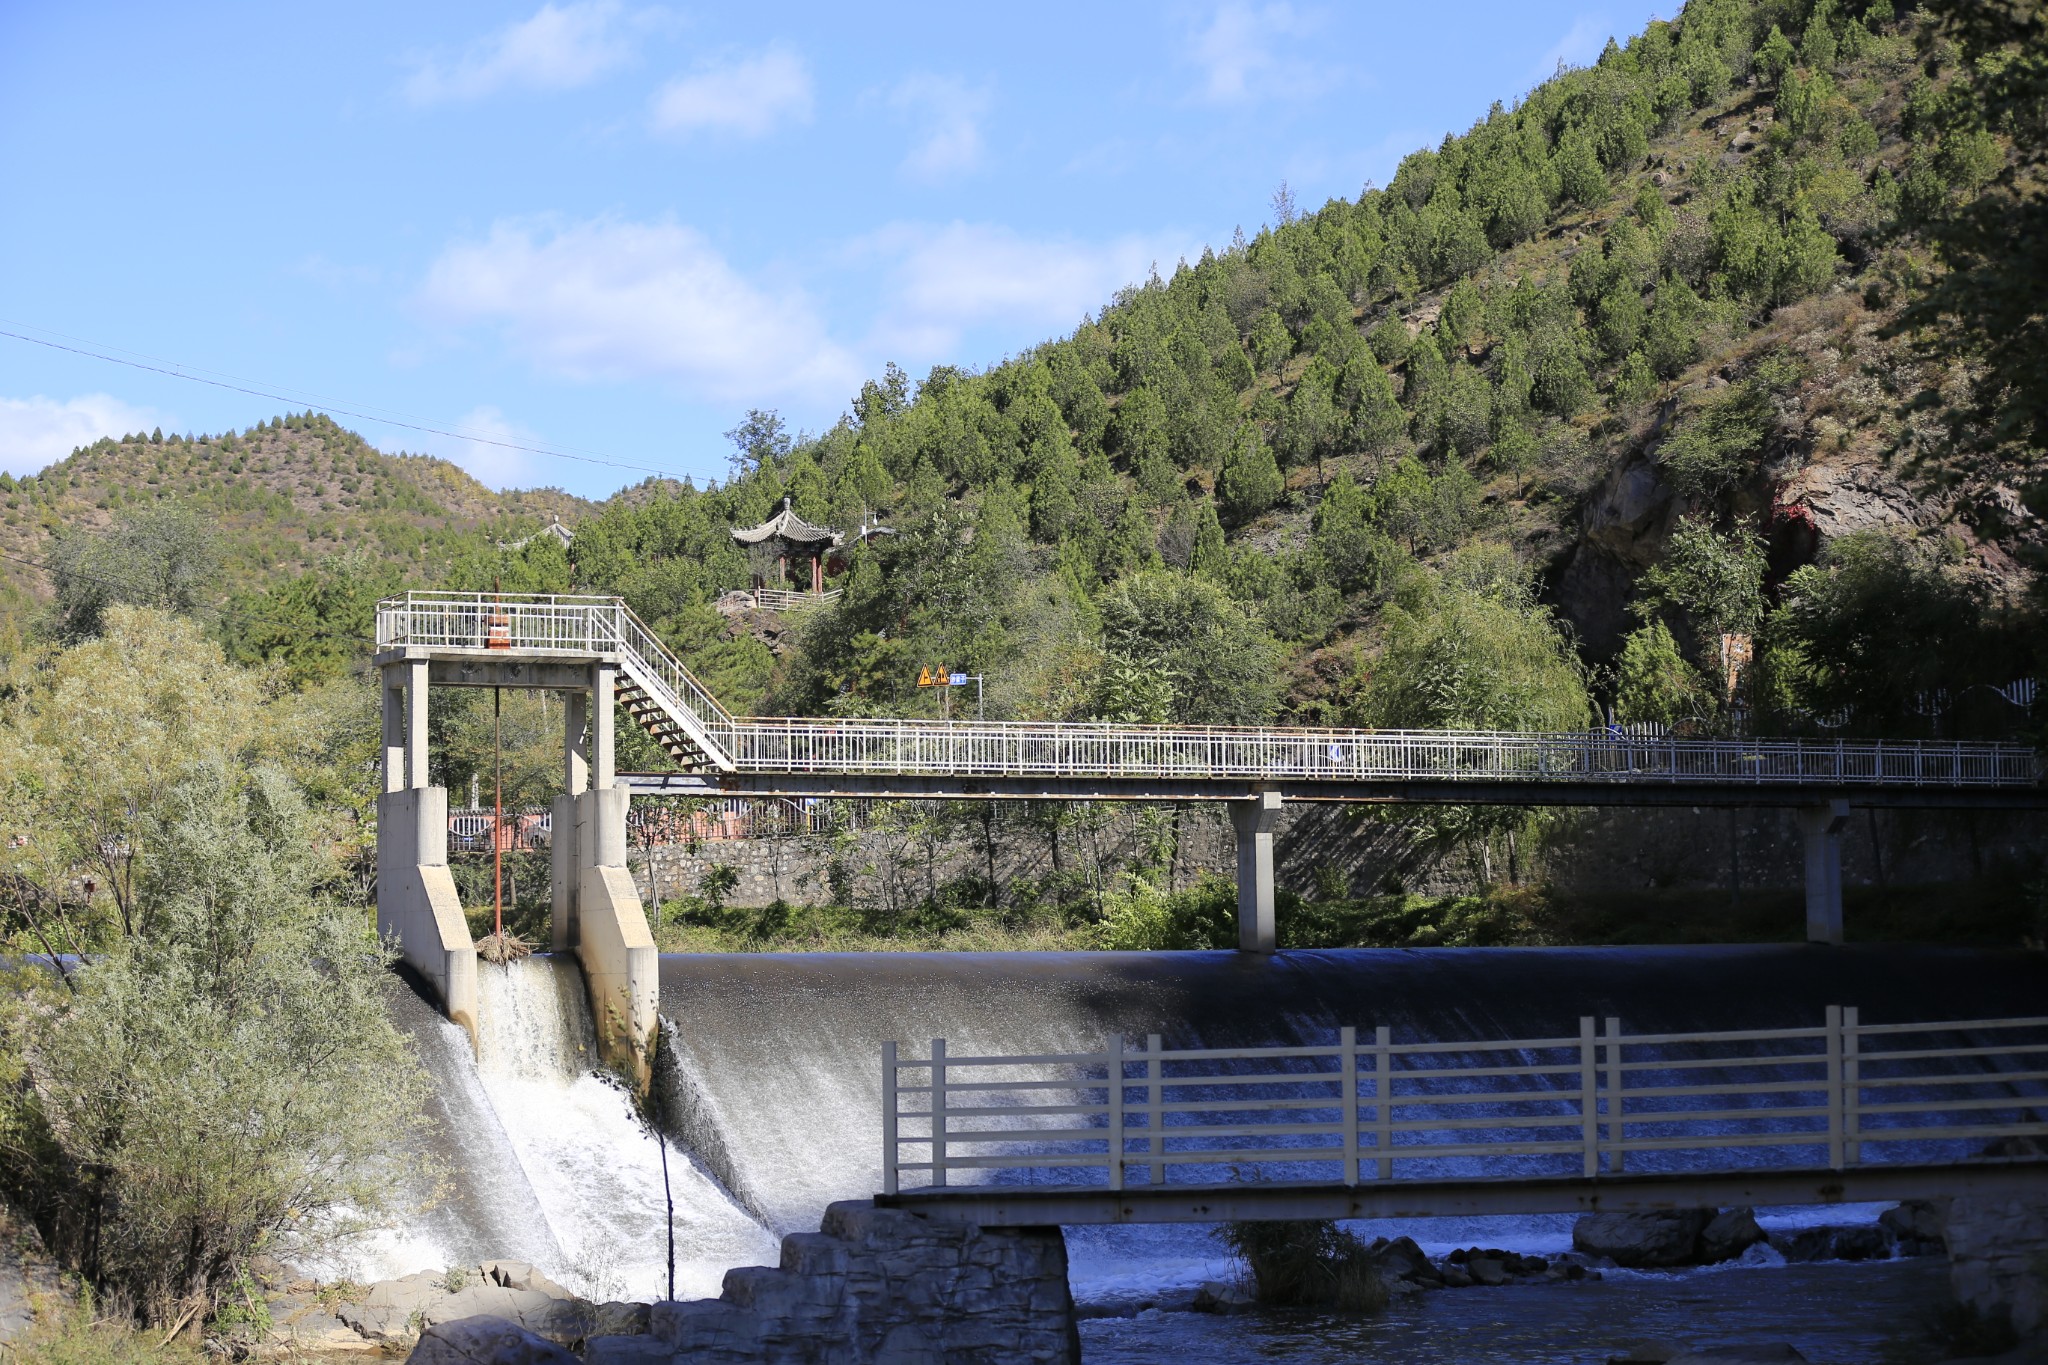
<box><xmin>874</xmin><ymin>1007</ymin><xmax>2048</xmax><ymax>1226</ymax></box>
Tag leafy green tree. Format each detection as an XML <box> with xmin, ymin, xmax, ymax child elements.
<box><xmin>723</xmin><ymin>408</ymin><xmax>792</xmax><ymax>478</ymax></box>
<box><xmin>1343</xmin><ymin>349</ymin><xmax>1407</xmax><ymax>462</ymax></box>
<box><xmin>1611</xmin><ymin>350</ymin><xmax>1656</xmax><ymax>408</ymax></box>
<box><xmin>1355</xmin><ymin>558</ymin><xmax>1590</xmax><ymax>732</ymax></box>
<box><xmin>1614</xmin><ymin>619</ymin><xmax>1710</xmax><ymax>724</ymax></box>
<box><xmin>1249</xmin><ymin>309</ymin><xmax>1293</xmax><ymax>373</ymax></box>
<box><xmin>1655</xmin><ymin>382</ymin><xmax>1775</xmax><ymax>499</ymax></box>
<box><xmin>1637</xmin><ymin>518</ymin><xmax>1767</xmax><ymax>657</ymax></box>
<box><xmin>1645</xmin><ymin>274</ymin><xmax>1707</xmax><ymax>377</ymax></box>
<box><xmin>1310</xmin><ymin>472</ymin><xmax>1401</xmax><ymax>596</ymax></box>
<box><xmin>1096</xmin><ymin>571</ymin><xmax>1284</xmax><ymax>724</ymax></box>
<box><xmin>1754</xmin><ymin>24</ymin><xmax>1795</xmax><ymax>86</ymax></box>
<box><xmin>49</xmin><ymin>504</ymin><xmax>221</xmax><ymax>640</ymax></box>
<box><xmin>1766</xmin><ymin>531</ymin><xmax>1999</xmax><ymax>734</ymax></box>
<box><xmin>1278</xmin><ymin>359</ymin><xmax>1341</xmax><ymax>481</ymax></box>
<box><xmin>1369</xmin><ymin>456</ymin><xmax>1434</xmax><ymax>550</ymax></box>
<box><xmin>1892</xmin><ymin>0</ymin><xmax>2044</xmax><ymax>455</ymax></box>
<box><xmin>3</xmin><ymin>760</ymin><xmax>427</xmax><ymax>1322</ymax></box>
<box><xmin>1555</xmin><ymin>129</ymin><xmax>1610</xmax><ymax>207</ymax></box>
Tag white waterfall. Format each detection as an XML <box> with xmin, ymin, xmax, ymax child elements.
<box><xmin>381</xmin><ymin>957</ymin><xmax>777</xmax><ymax>1302</ymax></box>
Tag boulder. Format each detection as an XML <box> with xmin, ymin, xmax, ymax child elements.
<box><xmin>1467</xmin><ymin>1257</ymin><xmax>1507</xmax><ymax>1287</ymax></box>
<box><xmin>1699</xmin><ymin>1208</ymin><xmax>1766</xmax><ymax>1263</ymax></box>
<box><xmin>582</xmin><ymin>1337</ymin><xmax>673</xmax><ymax>1365</ymax></box>
<box><xmin>406</xmin><ymin>1316</ymin><xmax>579</xmax><ymax>1365</ymax></box>
<box><xmin>1190</xmin><ymin>1281</ymin><xmax>1255</xmax><ymax>1314</ymax></box>
<box><xmin>1573</xmin><ymin>1211</ymin><xmax>1715</xmax><ymax>1268</ymax></box>
<box><xmin>1880</xmin><ymin>1199</ymin><xmax>1950</xmax><ymax>1254</ymax></box>
<box><xmin>1440</xmin><ymin>1265</ymin><xmax>1474</xmax><ymax>1289</ymax></box>
<box><xmin>590</xmin><ymin>1302</ymin><xmax>651</xmax><ymax>1337</ymax></box>
<box><xmin>1369</xmin><ymin>1236</ymin><xmax>1434</xmax><ymax>1283</ymax></box>
<box><xmin>1768</xmin><ymin>1224</ymin><xmax>1889</xmax><ymax>1263</ymax></box>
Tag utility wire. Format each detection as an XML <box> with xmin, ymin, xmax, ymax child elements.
<box><xmin>0</xmin><ymin>321</ymin><xmax>690</xmax><ymax>482</ymax></box>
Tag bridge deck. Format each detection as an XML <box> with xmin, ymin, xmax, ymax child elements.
<box><xmin>879</xmin><ymin>1159</ymin><xmax>2048</xmax><ymax>1226</ymax></box>
<box><xmin>375</xmin><ymin>594</ymin><xmax>2043</xmax><ymax>805</ymax></box>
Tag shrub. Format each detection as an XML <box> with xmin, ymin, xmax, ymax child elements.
<box><xmin>1221</xmin><ymin>1220</ymin><xmax>1389</xmax><ymax>1313</ymax></box>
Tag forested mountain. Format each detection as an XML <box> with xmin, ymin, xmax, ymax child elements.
<box><xmin>17</xmin><ymin>0</ymin><xmax>2046</xmax><ymax>744</ymax></box>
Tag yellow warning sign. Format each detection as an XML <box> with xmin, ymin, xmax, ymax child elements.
<box><xmin>917</xmin><ymin>666</ymin><xmax>934</xmax><ymax>687</ymax></box>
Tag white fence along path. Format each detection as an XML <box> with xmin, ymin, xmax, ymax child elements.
<box><xmin>880</xmin><ymin>1012</ymin><xmax>2048</xmax><ymax>1195</ymax></box>
<box><xmin>376</xmin><ymin>593</ymin><xmax>2042</xmax><ymax>790</ymax></box>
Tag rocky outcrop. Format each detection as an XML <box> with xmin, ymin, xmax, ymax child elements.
<box><xmin>408</xmin><ymin>1316</ymin><xmax>579</xmax><ymax>1365</ymax></box>
<box><xmin>1767</xmin><ymin>1223</ymin><xmax>1890</xmax><ymax>1263</ymax></box>
<box><xmin>1699</xmin><ymin>1208</ymin><xmax>1767</xmax><ymax>1263</ymax></box>
<box><xmin>323</xmin><ymin>1262</ymin><xmax>636</xmax><ymax>1351</ymax></box>
<box><xmin>606</xmin><ymin>1201</ymin><xmax>1076</xmax><ymax>1365</ymax></box>
<box><xmin>1574</xmin><ymin>1210</ymin><xmax>1717</xmax><ymax>1268</ymax></box>
<box><xmin>1881</xmin><ymin>1197</ymin><xmax>1950</xmax><ymax>1255</ymax></box>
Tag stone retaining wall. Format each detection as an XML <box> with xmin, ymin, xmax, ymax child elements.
<box><xmin>1946</xmin><ymin>1190</ymin><xmax>2048</xmax><ymax>1342</ymax></box>
<box><xmin>584</xmin><ymin>1201</ymin><xmax>1076</xmax><ymax>1365</ymax></box>
<box><xmin>626</xmin><ymin>803</ymin><xmax>2045</xmax><ymax>911</ymax></box>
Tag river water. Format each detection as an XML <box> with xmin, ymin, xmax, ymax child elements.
<box><xmin>369</xmin><ymin>946</ymin><xmax>2045</xmax><ymax>1359</ymax></box>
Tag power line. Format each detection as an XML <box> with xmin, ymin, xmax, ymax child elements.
<box><xmin>0</xmin><ymin>321</ymin><xmax>692</xmax><ymax>482</ymax></box>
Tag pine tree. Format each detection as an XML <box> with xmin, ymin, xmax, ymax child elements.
<box><xmin>1218</xmin><ymin>423</ymin><xmax>1284</xmax><ymax>523</ymax></box>
<box><xmin>1189</xmin><ymin>498</ymin><xmax>1228</xmax><ymax>580</ymax></box>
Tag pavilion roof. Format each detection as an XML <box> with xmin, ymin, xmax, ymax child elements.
<box><xmin>730</xmin><ymin>497</ymin><xmax>841</xmax><ymax>548</ymax></box>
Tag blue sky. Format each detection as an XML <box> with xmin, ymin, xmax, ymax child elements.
<box><xmin>0</xmin><ymin>1</ymin><xmax>1662</xmax><ymax>499</ymax></box>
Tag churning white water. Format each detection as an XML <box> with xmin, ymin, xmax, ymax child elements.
<box><xmin>380</xmin><ymin>957</ymin><xmax>775</xmax><ymax>1302</ymax></box>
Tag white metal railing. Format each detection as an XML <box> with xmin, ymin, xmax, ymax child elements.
<box><xmin>751</xmin><ymin>587</ymin><xmax>843</xmax><ymax>612</ymax></box>
<box><xmin>376</xmin><ymin>594</ymin><xmax>2043</xmax><ymax>790</ymax></box>
<box><xmin>880</xmin><ymin>1012</ymin><xmax>2048</xmax><ymax>1195</ymax></box>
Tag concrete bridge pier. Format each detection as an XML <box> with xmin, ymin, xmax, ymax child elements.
<box><xmin>1799</xmin><ymin>799</ymin><xmax>1851</xmax><ymax>945</ymax></box>
<box><xmin>552</xmin><ymin>659</ymin><xmax>659</xmax><ymax>1084</ymax></box>
<box><xmin>377</xmin><ymin>658</ymin><xmax>478</xmax><ymax>1042</ymax></box>
<box><xmin>1232</xmin><ymin>792</ymin><xmax>1283</xmax><ymax>952</ymax></box>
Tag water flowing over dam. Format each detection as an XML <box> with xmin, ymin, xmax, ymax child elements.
<box><xmin>376</xmin><ymin>946</ymin><xmax>2048</xmax><ymax>1304</ymax></box>
<box><xmin>381</xmin><ymin>958</ymin><xmax>776</xmax><ymax>1300</ymax></box>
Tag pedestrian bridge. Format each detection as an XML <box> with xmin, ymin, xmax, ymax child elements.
<box><xmin>874</xmin><ymin>1009</ymin><xmax>2048</xmax><ymax>1226</ymax></box>
<box><xmin>378</xmin><ymin>592</ymin><xmax>2040</xmax><ymax>807</ymax></box>
<box><xmin>368</xmin><ymin>592</ymin><xmax>2045</xmax><ymax>1063</ymax></box>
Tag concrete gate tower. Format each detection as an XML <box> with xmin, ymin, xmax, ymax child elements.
<box><xmin>375</xmin><ymin>603</ymin><xmax>658</xmax><ymax>1081</ymax></box>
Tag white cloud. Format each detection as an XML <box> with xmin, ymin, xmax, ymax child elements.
<box><xmin>1185</xmin><ymin>2</ymin><xmax>1338</xmax><ymax>104</ymax></box>
<box><xmin>405</xmin><ymin>2</ymin><xmax>641</xmax><ymax>104</ymax></box>
<box><xmin>887</xmin><ymin>75</ymin><xmax>991</xmax><ymax>180</ymax></box>
<box><xmin>650</xmin><ymin>47</ymin><xmax>812</xmax><ymax>138</ymax></box>
<box><xmin>436</xmin><ymin>406</ymin><xmax>542</xmax><ymax>490</ymax></box>
<box><xmin>0</xmin><ymin>394</ymin><xmax>164</xmax><ymax>476</ymax></box>
<box><xmin>415</xmin><ymin>216</ymin><xmax>859</xmax><ymax>402</ymax></box>
<box><xmin>1530</xmin><ymin>15</ymin><xmax>1611</xmax><ymax>84</ymax></box>
<box><xmin>857</xmin><ymin>222</ymin><xmax>1195</xmax><ymax>356</ymax></box>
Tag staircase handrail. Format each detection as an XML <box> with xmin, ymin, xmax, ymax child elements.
<box><xmin>596</xmin><ymin>601</ymin><xmax>740</xmax><ymax>771</ymax></box>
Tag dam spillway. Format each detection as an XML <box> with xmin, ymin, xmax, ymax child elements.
<box><xmin>375</xmin><ymin>945</ymin><xmax>2048</xmax><ymax>1306</ymax></box>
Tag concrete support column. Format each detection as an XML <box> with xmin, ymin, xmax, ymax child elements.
<box><xmin>403</xmin><ymin>658</ymin><xmax>430</xmax><ymax>790</ymax></box>
<box><xmin>552</xmin><ymin>691</ymin><xmax>589</xmax><ymax>952</ymax></box>
<box><xmin>574</xmin><ymin>657</ymin><xmax>656</xmax><ymax>1083</ymax></box>
<box><xmin>1798</xmin><ymin>799</ymin><xmax>1852</xmax><ymax>945</ymax></box>
<box><xmin>381</xmin><ymin>672</ymin><xmax>405</xmax><ymax>794</ymax></box>
<box><xmin>376</xmin><ymin>658</ymin><xmax>476</xmax><ymax>1043</ymax></box>
<box><xmin>1231</xmin><ymin>792</ymin><xmax>1283</xmax><ymax>953</ymax></box>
